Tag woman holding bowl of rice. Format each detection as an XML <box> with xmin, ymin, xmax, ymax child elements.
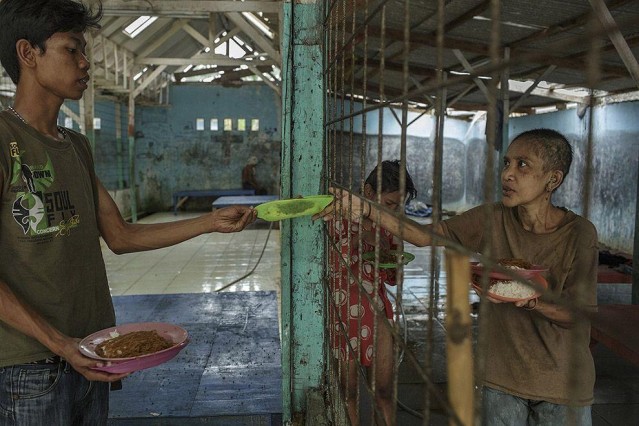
<box><xmin>315</xmin><ymin>129</ymin><xmax>598</xmax><ymax>426</ymax></box>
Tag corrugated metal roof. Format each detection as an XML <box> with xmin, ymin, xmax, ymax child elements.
<box><xmin>2</xmin><ymin>0</ymin><xmax>638</xmax><ymax>114</ymax></box>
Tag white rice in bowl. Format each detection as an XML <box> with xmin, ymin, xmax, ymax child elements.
<box><xmin>489</xmin><ymin>279</ymin><xmax>536</xmax><ymax>299</ymax></box>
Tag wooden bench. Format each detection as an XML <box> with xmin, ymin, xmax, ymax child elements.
<box><xmin>590</xmin><ymin>304</ymin><xmax>639</xmax><ymax>367</ymax></box>
<box><xmin>172</xmin><ymin>189</ymin><xmax>255</xmax><ymax>215</ymax></box>
<box><xmin>211</xmin><ymin>194</ymin><xmax>279</xmax><ymax>209</ymax></box>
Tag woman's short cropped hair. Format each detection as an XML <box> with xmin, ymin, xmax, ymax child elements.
<box><xmin>512</xmin><ymin>128</ymin><xmax>573</xmax><ymax>179</ymax></box>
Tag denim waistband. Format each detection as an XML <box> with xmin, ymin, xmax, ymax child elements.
<box><xmin>26</xmin><ymin>355</ymin><xmax>62</xmax><ymax>365</ymax></box>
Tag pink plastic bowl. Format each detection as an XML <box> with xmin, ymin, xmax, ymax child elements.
<box><xmin>79</xmin><ymin>322</ymin><xmax>189</xmax><ymax>374</ymax></box>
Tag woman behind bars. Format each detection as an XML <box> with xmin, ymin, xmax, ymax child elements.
<box><xmin>326</xmin><ymin>160</ymin><xmax>417</xmax><ymax>426</ymax></box>
<box><xmin>315</xmin><ymin>129</ymin><xmax>598</xmax><ymax>425</ymax></box>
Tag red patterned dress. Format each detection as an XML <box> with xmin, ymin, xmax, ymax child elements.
<box><xmin>328</xmin><ymin>219</ymin><xmax>399</xmax><ymax>366</ymax></box>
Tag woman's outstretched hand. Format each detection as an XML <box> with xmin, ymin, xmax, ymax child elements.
<box><xmin>312</xmin><ymin>187</ymin><xmax>368</xmax><ymax>222</ymax></box>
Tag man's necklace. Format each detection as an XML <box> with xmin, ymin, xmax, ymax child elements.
<box><xmin>7</xmin><ymin>106</ymin><xmax>68</xmax><ymax>140</ymax></box>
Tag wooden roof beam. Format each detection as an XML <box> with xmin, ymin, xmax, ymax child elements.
<box><xmin>102</xmin><ymin>1</ymin><xmax>282</xmax><ymax>16</ymax></box>
<box><xmin>136</xmin><ymin>56</ymin><xmax>275</xmax><ymax>67</ymax></box>
<box><xmin>225</xmin><ymin>12</ymin><xmax>281</xmax><ymax>65</ymax></box>
<box><xmin>589</xmin><ymin>0</ymin><xmax>639</xmax><ymax>87</ymax></box>
<box><xmin>509</xmin><ymin>0</ymin><xmax>634</xmax><ymax>48</ymax></box>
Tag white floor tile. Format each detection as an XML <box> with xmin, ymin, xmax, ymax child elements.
<box><xmin>102</xmin><ymin>212</ymin><xmax>282</xmax><ymax>297</ymax></box>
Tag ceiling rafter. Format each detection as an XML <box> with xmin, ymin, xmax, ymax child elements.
<box><xmin>248</xmin><ymin>65</ymin><xmax>280</xmax><ymax>95</ymax></box>
<box><xmin>91</xmin><ymin>33</ymin><xmax>137</xmax><ymax>93</ymax></box>
<box><xmin>94</xmin><ymin>2</ymin><xmax>282</xmax><ymax>97</ymax></box>
<box><xmin>370</xmin><ymin>25</ymin><xmax>632</xmax><ymax>79</ymax></box>
<box><xmin>589</xmin><ymin>0</ymin><xmax>639</xmax><ymax>87</ymax></box>
<box><xmin>182</xmin><ymin>22</ymin><xmax>211</xmax><ymax>48</ymax></box>
<box><xmin>101</xmin><ymin>0</ymin><xmax>282</xmax><ymax>15</ymax></box>
<box><xmin>136</xmin><ymin>56</ymin><xmax>275</xmax><ymax>67</ymax></box>
<box><xmin>224</xmin><ymin>12</ymin><xmax>281</xmax><ymax>65</ymax></box>
<box><xmin>509</xmin><ymin>0</ymin><xmax>635</xmax><ymax>48</ymax></box>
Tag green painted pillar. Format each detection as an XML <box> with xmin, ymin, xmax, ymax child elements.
<box><xmin>281</xmin><ymin>0</ymin><xmax>326</xmax><ymax>422</ymax></box>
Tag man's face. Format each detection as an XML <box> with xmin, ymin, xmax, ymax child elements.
<box><xmin>31</xmin><ymin>31</ymin><xmax>91</xmax><ymax>101</ymax></box>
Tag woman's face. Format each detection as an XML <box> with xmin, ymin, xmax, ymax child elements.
<box><xmin>365</xmin><ymin>185</ymin><xmax>404</xmax><ymax>212</ymax></box>
<box><xmin>501</xmin><ymin>138</ymin><xmax>555</xmax><ymax>208</ymax></box>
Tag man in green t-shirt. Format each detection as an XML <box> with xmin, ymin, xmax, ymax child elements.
<box><xmin>0</xmin><ymin>1</ymin><xmax>257</xmax><ymax>424</ymax></box>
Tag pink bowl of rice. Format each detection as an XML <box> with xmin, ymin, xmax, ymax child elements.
<box><xmin>471</xmin><ymin>273</ymin><xmax>548</xmax><ymax>302</ymax></box>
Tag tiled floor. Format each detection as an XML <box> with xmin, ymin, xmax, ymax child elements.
<box><xmin>103</xmin><ymin>212</ymin><xmax>281</xmax><ymax>298</ymax></box>
<box><xmin>102</xmin><ymin>212</ymin><xmax>283</xmax><ymax>424</ymax></box>
<box><xmin>103</xmin><ymin>212</ymin><xmax>639</xmax><ymax>425</ymax></box>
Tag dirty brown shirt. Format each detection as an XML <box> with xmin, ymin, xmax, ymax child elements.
<box><xmin>441</xmin><ymin>202</ymin><xmax>597</xmax><ymax>406</ymax></box>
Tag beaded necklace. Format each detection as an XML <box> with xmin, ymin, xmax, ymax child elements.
<box><xmin>7</xmin><ymin>106</ymin><xmax>68</xmax><ymax>140</ymax></box>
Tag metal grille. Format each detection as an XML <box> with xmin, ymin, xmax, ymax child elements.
<box><xmin>320</xmin><ymin>0</ymin><xmax>634</xmax><ymax>424</ymax></box>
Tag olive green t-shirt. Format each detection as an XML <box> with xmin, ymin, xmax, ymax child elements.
<box><xmin>441</xmin><ymin>202</ymin><xmax>598</xmax><ymax>406</ymax></box>
<box><xmin>0</xmin><ymin>110</ymin><xmax>115</xmax><ymax>366</ymax></box>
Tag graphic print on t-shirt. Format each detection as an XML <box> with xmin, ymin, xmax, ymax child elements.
<box><xmin>9</xmin><ymin>143</ymin><xmax>79</xmax><ymax>237</ymax></box>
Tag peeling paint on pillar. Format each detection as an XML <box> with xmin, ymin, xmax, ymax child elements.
<box><xmin>280</xmin><ymin>0</ymin><xmax>326</xmax><ymax>422</ymax></box>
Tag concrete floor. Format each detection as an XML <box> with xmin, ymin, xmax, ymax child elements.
<box><xmin>103</xmin><ymin>212</ymin><xmax>639</xmax><ymax>425</ymax></box>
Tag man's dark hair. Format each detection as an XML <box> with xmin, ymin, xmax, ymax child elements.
<box><xmin>0</xmin><ymin>0</ymin><xmax>103</xmax><ymax>84</ymax></box>
<box><xmin>512</xmin><ymin>128</ymin><xmax>573</xmax><ymax>180</ymax></box>
<box><xmin>365</xmin><ymin>160</ymin><xmax>418</xmax><ymax>202</ymax></box>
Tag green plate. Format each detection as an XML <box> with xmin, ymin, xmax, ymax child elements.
<box><xmin>254</xmin><ymin>195</ymin><xmax>334</xmax><ymax>221</ymax></box>
<box><xmin>361</xmin><ymin>250</ymin><xmax>415</xmax><ymax>269</ymax></box>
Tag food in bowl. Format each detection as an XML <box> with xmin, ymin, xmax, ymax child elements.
<box><xmin>487</xmin><ymin>279</ymin><xmax>536</xmax><ymax>299</ymax></box>
<box><xmin>497</xmin><ymin>258</ymin><xmax>534</xmax><ymax>269</ymax></box>
<box><xmin>378</xmin><ymin>251</ymin><xmax>404</xmax><ymax>264</ymax></box>
<box><xmin>95</xmin><ymin>330</ymin><xmax>173</xmax><ymax>358</ymax></box>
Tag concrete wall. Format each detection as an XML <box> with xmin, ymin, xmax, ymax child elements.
<box><xmin>64</xmin><ymin>85</ymin><xmax>282</xmax><ymax>213</ymax></box>
<box><xmin>60</xmin><ymin>100</ymin><xmax>129</xmax><ymax>190</ymax></box>
<box><xmin>62</xmin><ymin>90</ymin><xmax>636</xmax><ymax>253</ymax></box>
<box><xmin>133</xmin><ymin>84</ymin><xmax>281</xmax><ymax>211</ymax></box>
<box><xmin>510</xmin><ymin>102</ymin><xmax>639</xmax><ymax>254</ymax></box>
<box><xmin>332</xmin><ymin>107</ymin><xmax>471</xmax><ymax>211</ymax></box>
<box><xmin>335</xmin><ymin>101</ymin><xmax>638</xmax><ymax>253</ymax></box>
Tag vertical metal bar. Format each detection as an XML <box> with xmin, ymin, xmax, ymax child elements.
<box><xmin>84</xmin><ymin>34</ymin><xmax>96</xmax><ymax>153</ymax></box>
<box><xmin>634</xmin><ymin>172</ymin><xmax>639</xmax><ymax>304</ymax></box>
<box><xmin>115</xmin><ymin>102</ymin><xmax>124</xmax><ymax>190</ymax></box>
<box><xmin>391</xmin><ymin>0</ymin><xmax>411</xmax><ymax>423</ymax></box>
<box><xmin>500</xmin><ymin>47</ymin><xmax>510</xmax><ymax>161</ymax></box>
<box><xmin>369</xmin><ymin>4</ymin><xmax>387</xmax><ymax>425</ymax></box>
<box><xmin>127</xmin><ymin>82</ymin><xmax>137</xmax><ymax>223</ymax></box>
<box><xmin>422</xmin><ymin>2</ymin><xmax>446</xmax><ymax>424</ymax></box>
<box><xmin>281</xmin><ymin>2</ymin><xmax>295</xmax><ymax>421</ymax></box>
<box><xmin>473</xmin><ymin>2</ymin><xmax>502</xmax><ymax>423</ymax></box>
<box><xmin>323</xmin><ymin>0</ymin><xmax>340</xmax><ymax>421</ymax></box>
<box><xmin>445</xmin><ymin>250</ymin><xmax>474</xmax><ymax>426</ymax></box>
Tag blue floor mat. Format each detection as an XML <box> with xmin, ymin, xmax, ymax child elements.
<box><xmin>107</xmin><ymin>291</ymin><xmax>282</xmax><ymax>424</ymax></box>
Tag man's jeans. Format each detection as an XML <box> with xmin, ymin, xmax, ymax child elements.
<box><xmin>0</xmin><ymin>360</ymin><xmax>109</xmax><ymax>426</ymax></box>
<box><xmin>483</xmin><ymin>386</ymin><xmax>592</xmax><ymax>426</ymax></box>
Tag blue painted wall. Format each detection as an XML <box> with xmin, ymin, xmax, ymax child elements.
<box><xmin>133</xmin><ymin>85</ymin><xmax>281</xmax><ymax>210</ymax></box>
<box><xmin>330</xmin><ymin>102</ymin><xmax>470</xmax><ymax>207</ymax></box>
<box><xmin>64</xmin><ymin>85</ymin><xmax>281</xmax><ymax>212</ymax></box>
<box><xmin>510</xmin><ymin>102</ymin><xmax>639</xmax><ymax>254</ymax></box>
<box><xmin>60</xmin><ymin>100</ymin><xmax>129</xmax><ymax>190</ymax></box>
<box><xmin>65</xmin><ymin>91</ymin><xmax>636</xmax><ymax>253</ymax></box>
<box><xmin>334</xmin><ymin>101</ymin><xmax>638</xmax><ymax>253</ymax></box>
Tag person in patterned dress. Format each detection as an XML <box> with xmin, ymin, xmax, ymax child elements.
<box><xmin>327</xmin><ymin>160</ymin><xmax>417</xmax><ymax>426</ymax></box>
